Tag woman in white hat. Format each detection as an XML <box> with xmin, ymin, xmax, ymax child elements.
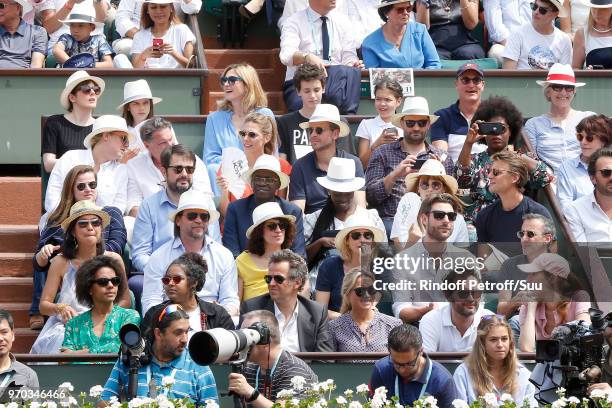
<box><xmin>524</xmin><ymin>63</ymin><xmax>596</xmax><ymax>172</ymax></box>
<box><xmin>572</xmin><ymin>0</ymin><xmax>612</xmax><ymax>69</ymax></box>
<box><xmin>131</xmin><ymin>0</ymin><xmax>195</xmax><ymax>68</ymax></box>
<box><xmin>118</xmin><ymin>79</ymin><xmax>163</xmax><ymax>153</ymax></box>
<box><xmin>391</xmin><ymin>159</ymin><xmax>468</xmax><ymax>249</ymax></box>
<box><xmin>236</xmin><ymin>202</ymin><xmax>296</xmax><ymax>301</ymax></box>
<box><xmin>315</xmin><ymin>214</ymin><xmax>386</xmax><ymax>319</ymax></box>
<box><xmin>31</xmin><ymin>200</ymin><xmax>131</xmax><ymax>354</ymax></box>
<box><xmin>42</xmin><ymin>70</ymin><xmax>104</xmax><ymax>173</ymax></box>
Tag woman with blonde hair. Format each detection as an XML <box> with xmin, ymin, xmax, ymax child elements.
<box><xmin>572</xmin><ymin>0</ymin><xmax>612</xmax><ymax>69</ymax></box>
<box><xmin>203</xmin><ymin>63</ymin><xmax>274</xmax><ymax>195</ymax></box>
<box><xmin>453</xmin><ymin>315</ymin><xmax>537</xmax><ymax>405</ymax></box>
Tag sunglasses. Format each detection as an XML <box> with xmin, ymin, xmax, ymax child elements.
<box><xmin>598</xmin><ymin>169</ymin><xmax>612</xmax><ymax>178</ymax></box>
<box><xmin>349</xmin><ymin>231</ymin><xmax>374</xmax><ymax>240</ymax></box>
<box><xmin>307</xmin><ymin>127</ymin><xmax>330</xmax><ymax>135</ymax></box>
<box><xmin>487</xmin><ymin>168</ymin><xmax>514</xmax><ymax>177</ymax></box>
<box><xmin>530</xmin><ymin>2</ymin><xmax>553</xmax><ymax>14</ymax></box>
<box><xmin>76</xmin><ymin>181</ymin><xmax>97</xmax><ymax>191</ymax></box>
<box><xmin>430</xmin><ymin>210</ymin><xmax>457</xmax><ymax>221</ymax></box>
<box><xmin>166</xmin><ymin>165</ymin><xmax>195</xmax><ymax>174</ymax></box>
<box><xmin>264</xmin><ymin>274</ymin><xmax>290</xmax><ymax>284</ymax></box>
<box><xmin>158</xmin><ymin>304</ymin><xmax>184</xmax><ymax>322</ymax></box>
<box><xmin>393</xmin><ymin>5</ymin><xmax>411</xmax><ymax>13</ymax></box>
<box><xmin>239</xmin><ymin>130</ymin><xmax>260</xmax><ymax>139</ymax></box>
<box><xmin>265</xmin><ymin>220</ymin><xmax>289</xmax><ymax>232</ymax></box>
<box><xmin>94</xmin><ymin>276</ymin><xmax>121</xmax><ymax>287</ymax></box>
<box><xmin>353</xmin><ymin>286</ymin><xmax>378</xmax><ymax>298</ymax></box>
<box><xmin>455</xmin><ymin>290</ymin><xmax>482</xmax><ymax>300</ymax></box>
<box><xmin>78</xmin><ymin>84</ymin><xmax>102</xmax><ymax>95</ymax></box>
<box><xmin>550</xmin><ymin>84</ymin><xmax>575</xmax><ymax>92</ymax></box>
<box><xmin>404</xmin><ymin>119</ymin><xmax>429</xmax><ymax>128</ymax></box>
<box><xmin>184</xmin><ymin>211</ymin><xmax>210</xmax><ymax>222</ymax></box>
<box><xmin>391</xmin><ymin>351</ymin><xmax>421</xmax><ymax>368</ymax></box>
<box><xmin>161</xmin><ymin>275</ymin><xmax>186</xmax><ymax>285</ymax></box>
<box><xmin>576</xmin><ymin>133</ymin><xmax>595</xmax><ymax>143</ymax></box>
<box><xmin>220</xmin><ymin>76</ymin><xmax>243</xmax><ymax>85</ymax></box>
<box><xmin>459</xmin><ymin>76</ymin><xmax>483</xmax><ymax>85</ymax></box>
<box><xmin>517</xmin><ymin>230</ymin><xmax>548</xmax><ymax>239</ymax></box>
<box><xmin>76</xmin><ymin>218</ymin><xmax>102</xmax><ymax>228</ymax></box>
<box><xmin>252</xmin><ymin>175</ymin><xmax>279</xmax><ymax>184</ymax></box>
<box><xmin>419</xmin><ymin>180</ymin><xmax>443</xmax><ymax>191</ymax></box>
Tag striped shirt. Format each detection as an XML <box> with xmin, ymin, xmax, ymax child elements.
<box><xmin>41</xmin><ymin>114</ymin><xmax>92</xmax><ymax>159</ymax></box>
<box><xmin>100</xmin><ymin>352</ymin><xmax>218</xmax><ymax>405</ymax></box>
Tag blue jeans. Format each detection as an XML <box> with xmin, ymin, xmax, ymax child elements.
<box><xmin>30</xmin><ymin>270</ymin><xmax>46</xmax><ymax>316</ymax></box>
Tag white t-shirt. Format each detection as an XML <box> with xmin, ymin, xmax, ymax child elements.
<box><xmin>355</xmin><ymin>115</ymin><xmax>403</xmax><ymax>145</ymax></box>
<box><xmin>131</xmin><ymin>23</ymin><xmax>196</xmax><ymax>69</ymax></box>
<box><xmin>187</xmin><ymin>305</ymin><xmax>202</xmax><ymax>341</ymax></box>
<box><xmin>503</xmin><ymin>23</ymin><xmax>572</xmax><ymax>69</ymax></box>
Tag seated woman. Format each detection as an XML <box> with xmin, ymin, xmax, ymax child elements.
<box><xmin>391</xmin><ymin>159</ymin><xmax>468</xmax><ymax>249</ymax></box>
<box><xmin>131</xmin><ymin>0</ymin><xmax>195</xmax><ymax>68</ymax></box>
<box><xmin>572</xmin><ymin>0</ymin><xmax>612</xmax><ymax>69</ymax></box>
<box><xmin>315</xmin><ymin>215</ymin><xmax>386</xmax><ymax>319</ymax></box>
<box><xmin>30</xmin><ymin>165</ymin><xmax>126</xmax><ymax>330</ymax></box>
<box><xmin>31</xmin><ymin>201</ymin><xmax>131</xmax><ymax>354</ymax></box>
<box><xmin>362</xmin><ymin>0</ymin><xmax>440</xmax><ymax>69</ymax></box>
<box><xmin>61</xmin><ymin>255</ymin><xmax>140</xmax><ymax>353</ymax></box>
<box><xmin>237</xmin><ymin>202</ymin><xmax>296</xmax><ymax>301</ymax></box>
<box><xmin>142</xmin><ymin>253</ymin><xmax>235</xmax><ymax>340</ymax></box>
<box><xmin>518</xmin><ymin>253</ymin><xmax>591</xmax><ymax>352</ymax></box>
<box><xmin>455</xmin><ymin>96</ymin><xmax>551</xmax><ymax>222</ymax></box>
<box><xmin>453</xmin><ymin>315</ymin><xmax>537</xmax><ymax>405</ymax></box>
<box><xmin>329</xmin><ymin>270</ymin><xmax>402</xmax><ymax>355</ymax></box>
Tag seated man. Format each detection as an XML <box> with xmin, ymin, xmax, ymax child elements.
<box><xmin>240</xmin><ymin>249</ymin><xmax>334</xmax><ymax>352</ymax></box>
<box><xmin>227</xmin><ymin>310</ymin><xmax>318</xmax><ymax>405</ymax></box>
<box><xmin>369</xmin><ymin>324</ymin><xmax>459</xmax><ymax>408</ymax></box>
<box><xmin>100</xmin><ymin>304</ymin><xmax>219</xmax><ymax>405</ymax></box>
<box><xmin>0</xmin><ymin>0</ymin><xmax>46</xmax><ymax>68</ymax></box>
<box><xmin>483</xmin><ymin>0</ymin><xmax>532</xmax><ymax>65</ymax></box>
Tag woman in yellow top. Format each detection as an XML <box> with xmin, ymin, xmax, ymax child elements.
<box><xmin>236</xmin><ymin>202</ymin><xmax>296</xmax><ymax>301</ymax></box>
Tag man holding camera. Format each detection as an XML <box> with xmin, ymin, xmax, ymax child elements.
<box><xmin>228</xmin><ymin>310</ymin><xmax>318</xmax><ymax>407</ymax></box>
<box><xmin>99</xmin><ymin>304</ymin><xmax>218</xmax><ymax>406</ymax></box>
<box><xmin>587</xmin><ymin>313</ymin><xmax>612</xmax><ymax>395</ymax></box>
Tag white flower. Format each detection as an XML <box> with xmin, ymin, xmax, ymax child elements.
<box><xmin>30</xmin><ymin>403</ymin><xmax>41</xmax><ymax>408</ymax></box>
<box><xmin>89</xmin><ymin>385</ymin><xmax>104</xmax><ymax>398</ymax></box>
<box><xmin>374</xmin><ymin>386</ymin><xmax>387</xmax><ymax>400</ymax></box>
<box><xmin>452</xmin><ymin>399</ymin><xmax>470</xmax><ymax>408</ymax></box>
<box><xmin>162</xmin><ymin>376</ymin><xmax>176</xmax><ymax>387</ymax></box>
<box><xmin>42</xmin><ymin>402</ymin><xmax>57</xmax><ymax>408</ymax></box>
<box><xmin>109</xmin><ymin>396</ymin><xmax>122</xmax><ymax>408</ymax></box>
<box><xmin>58</xmin><ymin>382</ymin><xmax>74</xmax><ymax>392</ymax></box>
<box><xmin>500</xmin><ymin>394</ymin><xmax>513</xmax><ymax>402</ymax></box>
<box><xmin>483</xmin><ymin>392</ymin><xmax>499</xmax><ymax>408</ymax></box>
<box><xmin>204</xmin><ymin>399</ymin><xmax>219</xmax><ymax>408</ymax></box>
<box><xmin>556</xmin><ymin>388</ymin><xmax>566</xmax><ymax>398</ymax></box>
<box><xmin>348</xmin><ymin>402</ymin><xmax>363</xmax><ymax>408</ymax></box>
<box><xmin>290</xmin><ymin>398</ymin><xmax>300</xmax><ymax>406</ymax></box>
<box><xmin>344</xmin><ymin>389</ymin><xmax>354</xmax><ymax>397</ymax></box>
<box><xmin>128</xmin><ymin>398</ymin><xmax>146</xmax><ymax>408</ymax></box>
<box><xmin>6</xmin><ymin>403</ymin><xmax>18</xmax><ymax>408</ymax></box>
<box><xmin>336</xmin><ymin>396</ymin><xmax>348</xmax><ymax>404</ymax></box>
<box><xmin>356</xmin><ymin>384</ymin><xmax>369</xmax><ymax>394</ymax></box>
<box><xmin>157</xmin><ymin>397</ymin><xmax>175</xmax><ymax>408</ymax></box>
<box><xmin>291</xmin><ymin>375</ymin><xmax>307</xmax><ymax>391</ymax></box>
<box><xmin>277</xmin><ymin>389</ymin><xmax>296</xmax><ymax>399</ymax></box>
<box><xmin>551</xmin><ymin>398</ymin><xmax>567</xmax><ymax>408</ymax></box>
<box><xmin>423</xmin><ymin>395</ymin><xmax>438</xmax><ymax>408</ymax></box>
<box><xmin>566</xmin><ymin>396</ymin><xmax>580</xmax><ymax>405</ymax></box>
<box><xmin>370</xmin><ymin>395</ymin><xmax>385</xmax><ymax>408</ymax></box>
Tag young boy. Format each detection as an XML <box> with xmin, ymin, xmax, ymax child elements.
<box><xmin>53</xmin><ymin>5</ymin><xmax>113</xmax><ymax>68</ymax></box>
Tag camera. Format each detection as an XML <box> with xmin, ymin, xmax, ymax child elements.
<box><xmin>189</xmin><ymin>322</ymin><xmax>271</xmax><ymax>366</ymax></box>
<box><xmin>477</xmin><ymin>122</ymin><xmax>505</xmax><ymax>136</ymax></box>
<box><xmin>118</xmin><ymin>324</ymin><xmax>151</xmax><ymax>401</ymax></box>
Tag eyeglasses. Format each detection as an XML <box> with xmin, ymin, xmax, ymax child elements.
<box><xmin>183</xmin><ymin>211</ymin><xmax>210</xmax><ymax>222</ymax></box>
<box><xmin>597</xmin><ymin>169</ymin><xmax>612</xmax><ymax>178</ymax></box>
<box><xmin>393</xmin><ymin>5</ymin><xmax>411</xmax><ymax>13</ymax></box>
<box><xmin>419</xmin><ymin>180</ymin><xmax>443</xmax><ymax>191</ymax></box>
<box><xmin>94</xmin><ymin>276</ymin><xmax>121</xmax><ymax>287</ymax></box>
<box><xmin>161</xmin><ymin>275</ymin><xmax>186</xmax><ymax>285</ymax></box>
<box><xmin>430</xmin><ymin>210</ymin><xmax>457</xmax><ymax>221</ymax></box>
<box><xmin>353</xmin><ymin>286</ymin><xmax>378</xmax><ymax>298</ymax></box>
<box><xmin>76</xmin><ymin>181</ymin><xmax>97</xmax><ymax>191</ymax></box>
<box><xmin>391</xmin><ymin>351</ymin><xmax>421</xmax><ymax>368</ymax></box>
<box><xmin>517</xmin><ymin>230</ymin><xmax>548</xmax><ymax>239</ymax></box>
<box><xmin>252</xmin><ymin>175</ymin><xmax>279</xmax><ymax>184</ymax></box>
<box><xmin>455</xmin><ymin>290</ymin><xmax>483</xmax><ymax>300</ymax></box>
<box><xmin>239</xmin><ymin>130</ymin><xmax>261</xmax><ymax>139</ymax></box>
<box><xmin>264</xmin><ymin>274</ymin><xmax>291</xmax><ymax>284</ymax></box>
<box><xmin>265</xmin><ymin>220</ymin><xmax>290</xmax><ymax>232</ymax></box>
<box><xmin>550</xmin><ymin>84</ymin><xmax>575</xmax><ymax>92</ymax></box>
<box><xmin>220</xmin><ymin>76</ymin><xmax>243</xmax><ymax>86</ymax></box>
<box><xmin>530</xmin><ymin>2</ymin><xmax>553</xmax><ymax>14</ymax></box>
<box><xmin>576</xmin><ymin>133</ymin><xmax>595</xmax><ymax>143</ymax></box>
<box><xmin>78</xmin><ymin>84</ymin><xmax>102</xmax><ymax>95</ymax></box>
<box><xmin>307</xmin><ymin>127</ymin><xmax>330</xmax><ymax>135</ymax></box>
<box><xmin>487</xmin><ymin>168</ymin><xmax>514</xmax><ymax>177</ymax></box>
<box><xmin>76</xmin><ymin>218</ymin><xmax>102</xmax><ymax>228</ymax></box>
<box><xmin>158</xmin><ymin>304</ymin><xmax>184</xmax><ymax>322</ymax></box>
<box><xmin>166</xmin><ymin>165</ymin><xmax>196</xmax><ymax>175</ymax></box>
<box><xmin>349</xmin><ymin>231</ymin><xmax>374</xmax><ymax>240</ymax></box>
<box><xmin>459</xmin><ymin>76</ymin><xmax>483</xmax><ymax>85</ymax></box>
<box><xmin>404</xmin><ymin>119</ymin><xmax>429</xmax><ymax>128</ymax></box>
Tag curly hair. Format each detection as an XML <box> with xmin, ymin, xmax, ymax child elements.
<box><xmin>293</xmin><ymin>63</ymin><xmax>327</xmax><ymax>91</ymax></box>
<box><xmin>166</xmin><ymin>252</ymin><xmax>207</xmax><ymax>293</ymax></box>
<box><xmin>472</xmin><ymin>96</ymin><xmax>524</xmax><ymax>147</ymax></box>
<box><xmin>247</xmin><ymin>218</ymin><xmax>296</xmax><ymax>256</ymax></box>
<box><xmin>75</xmin><ymin>255</ymin><xmax>125</xmax><ymax>308</ymax></box>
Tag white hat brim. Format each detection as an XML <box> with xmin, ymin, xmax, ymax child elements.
<box><xmin>317</xmin><ymin>176</ymin><xmax>365</xmax><ymax>193</ymax></box>
<box><xmin>298</xmin><ymin>120</ymin><xmax>351</xmax><ymax>137</ymax></box>
<box><xmin>243</xmin><ymin>168</ymin><xmax>290</xmax><ymax>190</ymax></box>
<box><xmin>391</xmin><ymin>113</ymin><xmax>439</xmax><ymax>128</ymax></box>
<box><xmin>334</xmin><ymin>225</ymin><xmax>386</xmax><ymax>249</ymax></box>
<box><xmin>583</xmin><ymin>1</ymin><xmax>612</xmax><ymax>7</ymax></box>
<box><xmin>60</xmin><ymin>74</ymin><xmax>106</xmax><ymax>110</ymax></box>
<box><xmin>536</xmin><ymin>79</ymin><xmax>586</xmax><ymax>87</ymax></box>
<box><xmin>14</xmin><ymin>0</ymin><xmax>32</xmax><ymax>14</ymax></box>
<box><xmin>83</xmin><ymin>127</ymin><xmax>136</xmax><ymax>149</ymax></box>
<box><xmin>548</xmin><ymin>0</ymin><xmax>568</xmax><ymax>16</ymax></box>
<box><xmin>375</xmin><ymin>0</ymin><xmax>413</xmax><ymax>8</ymax></box>
<box><xmin>116</xmin><ymin>96</ymin><xmax>163</xmax><ymax>111</ymax></box>
<box><xmin>517</xmin><ymin>263</ymin><xmax>542</xmax><ymax>273</ymax></box>
<box><xmin>59</xmin><ymin>19</ymin><xmax>104</xmax><ymax>29</ymax></box>
<box><xmin>246</xmin><ymin>214</ymin><xmax>296</xmax><ymax>238</ymax></box>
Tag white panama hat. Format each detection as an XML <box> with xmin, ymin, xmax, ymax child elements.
<box><xmin>242</xmin><ymin>154</ymin><xmax>290</xmax><ymax>190</ymax></box>
<box><xmin>391</xmin><ymin>96</ymin><xmax>439</xmax><ymax>128</ymax></box>
<box><xmin>536</xmin><ymin>63</ymin><xmax>586</xmax><ymax>87</ymax></box>
<box><xmin>246</xmin><ymin>202</ymin><xmax>296</xmax><ymax>238</ymax></box>
<box><xmin>59</xmin><ymin>70</ymin><xmax>105</xmax><ymax>110</ymax></box>
<box><xmin>59</xmin><ymin>3</ymin><xmax>104</xmax><ymax>30</ymax></box>
<box><xmin>316</xmin><ymin>157</ymin><xmax>365</xmax><ymax>193</ymax></box>
<box><xmin>168</xmin><ymin>189</ymin><xmax>220</xmax><ymax>224</ymax></box>
<box><xmin>334</xmin><ymin>214</ymin><xmax>386</xmax><ymax>250</ymax></box>
<box><xmin>83</xmin><ymin>115</ymin><xmax>135</xmax><ymax>149</ymax></box>
<box><xmin>116</xmin><ymin>79</ymin><xmax>163</xmax><ymax>110</ymax></box>
<box><xmin>298</xmin><ymin>104</ymin><xmax>351</xmax><ymax>137</ymax></box>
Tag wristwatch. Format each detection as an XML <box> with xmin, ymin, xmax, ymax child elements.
<box><xmin>246</xmin><ymin>389</ymin><xmax>260</xmax><ymax>402</ymax></box>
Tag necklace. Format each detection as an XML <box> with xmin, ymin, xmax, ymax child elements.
<box><xmin>593</xmin><ymin>25</ymin><xmax>612</xmax><ymax>33</ymax></box>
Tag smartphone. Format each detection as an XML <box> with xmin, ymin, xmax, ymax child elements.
<box><xmin>478</xmin><ymin>122</ymin><xmax>505</xmax><ymax>136</ymax></box>
<box><xmin>383</xmin><ymin>127</ymin><xmax>399</xmax><ymax>138</ymax></box>
<box><xmin>413</xmin><ymin>158</ymin><xmax>427</xmax><ymax>170</ymax></box>
<box><xmin>152</xmin><ymin>38</ymin><xmax>163</xmax><ymax>47</ymax></box>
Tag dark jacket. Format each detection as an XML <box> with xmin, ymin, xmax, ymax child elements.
<box><xmin>239</xmin><ymin>294</ymin><xmax>334</xmax><ymax>353</ymax></box>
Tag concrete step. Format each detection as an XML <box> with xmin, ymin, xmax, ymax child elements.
<box><xmin>0</xmin><ymin>178</ymin><xmax>41</xmax><ymax>225</ymax></box>
<box><xmin>207</xmin><ymin>68</ymin><xmax>283</xmax><ymax>92</ymax></box>
<box><xmin>208</xmin><ymin>91</ymin><xmax>285</xmax><ymax>112</ymax></box>
<box><xmin>0</xmin><ymin>225</ymin><xmax>38</xmax><ymax>253</ymax></box>
<box><xmin>0</xmin><ymin>303</ymin><xmax>31</xmax><ymax>328</ymax></box>
<box><xmin>0</xmin><ymin>277</ymin><xmax>33</xmax><ymax>302</ymax></box>
<box><xmin>13</xmin><ymin>328</ymin><xmax>38</xmax><ymax>353</ymax></box>
<box><xmin>0</xmin><ymin>253</ymin><xmax>34</xmax><ymax>277</ymax></box>
<box><xmin>204</xmin><ymin>49</ymin><xmax>279</xmax><ymax>69</ymax></box>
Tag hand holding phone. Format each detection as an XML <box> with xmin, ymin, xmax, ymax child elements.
<box><xmin>412</xmin><ymin>158</ymin><xmax>427</xmax><ymax>170</ymax></box>
<box><xmin>153</xmin><ymin>38</ymin><xmax>163</xmax><ymax>47</ymax></box>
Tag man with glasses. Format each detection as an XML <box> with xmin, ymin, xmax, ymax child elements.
<box><xmin>566</xmin><ymin>147</ymin><xmax>612</xmax><ymax>241</ymax></box>
<box><xmin>502</xmin><ymin>0</ymin><xmax>571</xmax><ymax>69</ymax></box>
<box><xmin>366</xmin><ymin>96</ymin><xmax>453</xmax><ymax>236</ymax></box>
<box><xmin>141</xmin><ymin>189</ymin><xmax>238</xmax><ymax>317</ymax></box>
<box><xmin>430</xmin><ymin>63</ymin><xmax>488</xmax><ymax>163</ymax></box>
<box><xmin>369</xmin><ymin>324</ymin><xmax>458</xmax><ymax>408</ymax></box>
<box><xmin>240</xmin><ymin>249</ymin><xmax>334</xmax><ymax>352</ymax></box>
<box><xmin>0</xmin><ymin>0</ymin><xmax>47</xmax><ymax>68</ymax></box>
<box><xmin>224</xmin><ymin>154</ymin><xmax>305</xmax><ymax>258</ymax></box>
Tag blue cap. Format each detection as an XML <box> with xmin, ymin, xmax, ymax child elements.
<box><xmin>456</xmin><ymin>62</ymin><xmax>484</xmax><ymax>78</ymax></box>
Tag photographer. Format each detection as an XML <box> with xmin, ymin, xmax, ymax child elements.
<box><xmin>228</xmin><ymin>310</ymin><xmax>318</xmax><ymax>407</ymax></box>
<box><xmin>99</xmin><ymin>304</ymin><xmax>218</xmax><ymax>406</ymax></box>
<box><xmin>587</xmin><ymin>314</ymin><xmax>612</xmax><ymax>396</ymax></box>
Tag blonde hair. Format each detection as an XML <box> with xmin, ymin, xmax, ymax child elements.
<box><xmin>243</xmin><ymin>112</ymin><xmax>278</xmax><ymax>155</ymax></box>
<box><xmin>217</xmin><ymin>63</ymin><xmax>268</xmax><ymax>112</ymax></box>
<box><xmin>339</xmin><ymin>270</ymin><xmax>375</xmax><ymax>314</ymax></box>
<box><xmin>465</xmin><ymin>316</ymin><xmax>519</xmax><ymax>398</ymax></box>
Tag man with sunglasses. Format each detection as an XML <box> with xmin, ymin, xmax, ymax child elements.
<box><xmin>566</xmin><ymin>147</ymin><xmax>612</xmax><ymax>242</ymax></box>
<box><xmin>240</xmin><ymin>249</ymin><xmax>334</xmax><ymax>352</ymax></box>
<box><xmin>0</xmin><ymin>0</ymin><xmax>47</xmax><ymax>68</ymax></box>
<box><xmin>369</xmin><ymin>324</ymin><xmax>458</xmax><ymax>408</ymax></box>
<box><xmin>502</xmin><ymin>0</ymin><xmax>571</xmax><ymax>69</ymax></box>
<box><xmin>141</xmin><ymin>190</ymin><xmax>238</xmax><ymax>317</ymax></box>
<box><xmin>100</xmin><ymin>304</ymin><xmax>219</xmax><ymax>405</ymax></box>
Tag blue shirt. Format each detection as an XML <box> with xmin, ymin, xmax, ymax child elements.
<box><xmin>556</xmin><ymin>155</ymin><xmax>592</xmax><ymax>208</ymax></box>
<box><xmin>101</xmin><ymin>352</ymin><xmax>219</xmax><ymax>405</ymax></box>
<box><xmin>362</xmin><ymin>23</ymin><xmax>441</xmax><ymax>69</ymax></box>
<box><xmin>131</xmin><ymin>189</ymin><xmax>221</xmax><ymax>272</ymax></box>
<box><xmin>315</xmin><ymin>255</ymin><xmax>344</xmax><ymax>312</ymax></box>
<box><xmin>56</xmin><ymin>33</ymin><xmax>112</xmax><ymax>62</ymax></box>
<box><xmin>369</xmin><ymin>355</ymin><xmax>458</xmax><ymax>408</ymax></box>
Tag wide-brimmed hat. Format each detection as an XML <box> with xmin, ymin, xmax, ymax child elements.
<box><xmin>59</xmin><ymin>3</ymin><xmax>104</xmax><ymax>29</ymax></box>
<box><xmin>60</xmin><ymin>200</ymin><xmax>110</xmax><ymax>232</ymax></box>
<box><xmin>375</xmin><ymin>0</ymin><xmax>414</xmax><ymax>9</ymax></box>
<box><xmin>299</xmin><ymin>104</ymin><xmax>351</xmax><ymax>137</ymax></box>
<box><xmin>83</xmin><ymin>115</ymin><xmax>135</xmax><ymax>149</ymax></box>
<box><xmin>334</xmin><ymin>214</ymin><xmax>386</xmax><ymax>249</ymax></box>
<box><xmin>548</xmin><ymin>0</ymin><xmax>568</xmax><ymax>16</ymax></box>
<box><xmin>116</xmin><ymin>79</ymin><xmax>163</xmax><ymax>110</ymax></box>
<box><xmin>59</xmin><ymin>70</ymin><xmax>105</xmax><ymax>110</ymax></box>
<box><xmin>404</xmin><ymin>159</ymin><xmax>458</xmax><ymax>194</ymax></box>
<box><xmin>168</xmin><ymin>189</ymin><xmax>220</xmax><ymax>224</ymax></box>
<box><xmin>316</xmin><ymin>157</ymin><xmax>365</xmax><ymax>193</ymax></box>
<box><xmin>518</xmin><ymin>253</ymin><xmax>570</xmax><ymax>279</ymax></box>
<box><xmin>536</xmin><ymin>63</ymin><xmax>586</xmax><ymax>87</ymax></box>
<box><xmin>12</xmin><ymin>0</ymin><xmax>32</xmax><ymax>16</ymax></box>
<box><xmin>246</xmin><ymin>202</ymin><xmax>296</xmax><ymax>238</ymax></box>
<box><xmin>582</xmin><ymin>0</ymin><xmax>612</xmax><ymax>7</ymax></box>
<box><xmin>391</xmin><ymin>96</ymin><xmax>439</xmax><ymax>128</ymax></box>
<box><xmin>242</xmin><ymin>154</ymin><xmax>290</xmax><ymax>190</ymax></box>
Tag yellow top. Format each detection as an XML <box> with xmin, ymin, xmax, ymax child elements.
<box><xmin>236</xmin><ymin>251</ymin><xmax>269</xmax><ymax>301</ymax></box>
